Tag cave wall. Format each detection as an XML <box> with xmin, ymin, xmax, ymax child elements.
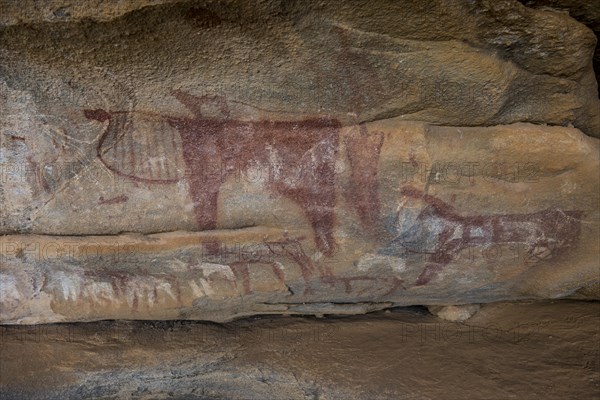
<box><xmin>0</xmin><ymin>0</ymin><xmax>599</xmax><ymax>324</ymax></box>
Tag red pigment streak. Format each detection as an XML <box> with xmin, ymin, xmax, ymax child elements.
<box><xmin>189</xmin><ymin>236</ymin><xmax>288</xmax><ymax>296</ymax></box>
<box><xmin>345</xmin><ymin>123</ymin><xmax>384</xmax><ymax>230</ymax></box>
<box><xmin>270</xmin><ymin>263</ymin><xmax>286</xmax><ymax>283</ymax></box>
<box><xmin>208</xmin><ymin>259</ymin><xmax>286</xmax><ymax>296</ymax></box>
<box><xmin>265</xmin><ymin>239</ymin><xmax>319</xmax><ymax>295</ymax></box>
<box><xmin>98</xmin><ymin>195</ymin><xmax>128</xmax><ymax>205</ymax></box>
<box><xmin>409</xmin><ymin>152</ymin><xmax>418</xmax><ymax>168</ymax></box>
<box><xmin>25</xmin><ymin>156</ymin><xmax>51</xmax><ymax>193</ymax></box>
<box><xmin>399</xmin><ymin>186</ymin><xmax>583</xmax><ymax>286</ymax></box>
<box><xmin>84</xmin><ymin>109</ymin><xmax>111</xmax><ymax>122</ymax></box>
<box><xmin>132</xmin><ymin>292</ymin><xmax>139</xmax><ymax>310</ymax></box>
<box><xmin>228</xmin><ymin>262</ymin><xmax>252</xmax><ymax>294</ymax></box>
<box><xmin>383</xmin><ymin>277</ymin><xmax>406</xmax><ymax>296</ymax></box>
<box><xmin>83</xmin><ymin>269</ymin><xmax>182</xmax><ymax>306</ymax></box>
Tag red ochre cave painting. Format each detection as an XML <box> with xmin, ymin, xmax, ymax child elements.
<box><xmin>214</xmin><ymin>237</ymin><xmax>404</xmax><ymax>296</ymax></box>
<box><xmin>169</xmin><ymin>90</ymin><xmax>340</xmax><ymax>257</ymax></box>
<box><xmin>397</xmin><ymin>186</ymin><xmax>583</xmax><ymax>286</ymax></box>
<box><xmin>84</xmin><ymin>91</ymin><xmax>384</xmax><ymax>258</ymax></box>
<box><xmin>83</xmin><ymin>95</ymin><xmax>582</xmax><ymax>295</ymax></box>
<box><xmin>84</xmin><ymin>91</ymin><xmax>388</xmax><ymax>295</ymax></box>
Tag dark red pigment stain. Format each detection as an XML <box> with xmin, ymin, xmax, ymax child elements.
<box><xmin>325</xmin><ymin>275</ymin><xmax>404</xmax><ymax>297</ymax></box>
<box><xmin>345</xmin><ymin>123</ymin><xmax>384</xmax><ymax>230</ymax></box>
<box><xmin>86</xmin><ymin>91</ymin><xmax>341</xmax><ymax>256</ymax></box>
<box><xmin>84</xmin><ymin>108</ymin><xmax>111</xmax><ymax>122</ymax></box>
<box><xmin>186</xmin><ymin>6</ymin><xmax>223</xmax><ymax>29</ymax></box>
<box><xmin>227</xmin><ymin>261</ymin><xmax>287</xmax><ymax>295</ymax></box>
<box><xmin>83</xmin><ymin>268</ymin><xmax>182</xmax><ymax>310</ymax></box>
<box><xmin>98</xmin><ymin>195</ymin><xmax>128</xmax><ymax>205</ymax></box>
<box><xmin>398</xmin><ymin>186</ymin><xmax>584</xmax><ymax>286</ymax></box>
<box><xmin>264</xmin><ymin>238</ymin><xmax>332</xmax><ymax>295</ymax></box>
<box><xmin>87</xmin><ymin>108</ymin><xmax>178</xmax><ymax>184</ymax></box>
<box><xmin>409</xmin><ymin>152</ymin><xmax>419</xmax><ymax>168</ymax></box>
<box><xmin>308</xmin><ymin>25</ymin><xmax>388</xmax><ymax>118</ymax></box>
<box><xmin>25</xmin><ymin>156</ymin><xmax>51</xmax><ymax>193</ymax></box>
<box><xmin>170</xmin><ymin>91</ymin><xmax>340</xmax><ymax>256</ymax></box>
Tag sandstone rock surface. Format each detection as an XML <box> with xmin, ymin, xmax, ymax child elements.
<box><xmin>1</xmin><ymin>0</ymin><xmax>598</xmax><ymax>136</ymax></box>
<box><xmin>1</xmin><ymin>120</ymin><xmax>598</xmax><ymax>323</ymax></box>
<box><xmin>520</xmin><ymin>0</ymin><xmax>600</xmax><ymax>89</ymax></box>
<box><xmin>1</xmin><ymin>0</ymin><xmax>599</xmax><ymax>324</ymax></box>
<box><xmin>1</xmin><ymin>301</ymin><xmax>598</xmax><ymax>399</ymax></box>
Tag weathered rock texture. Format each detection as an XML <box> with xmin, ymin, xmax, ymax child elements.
<box><xmin>1</xmin><ymin>301</ymin><xmax>598</xmax><ymax>399</ymax></box>
<box><xmin>2</xmin><ymin>0</ymin><xmax>599</xmax><ymax>135</ymax></box>
<box><xmin>1</xmin><ymin>0</ymin><xmax>599</xmax><ymax>324</ymax></box>
<box><xmin>1</xmin><ymin>120</ymin><xmax>598</xmax><ymax>323</ymax></box>
<box><xmin>519</xmin><ymin>0</ymin><xmax>600</xmax><ymax>92</ymax></box>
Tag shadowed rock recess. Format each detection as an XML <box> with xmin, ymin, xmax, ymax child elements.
<box><xmin>0</xmin><ymin>302</ymin><xmax>598</xmax><ymax>400</ymax></box>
